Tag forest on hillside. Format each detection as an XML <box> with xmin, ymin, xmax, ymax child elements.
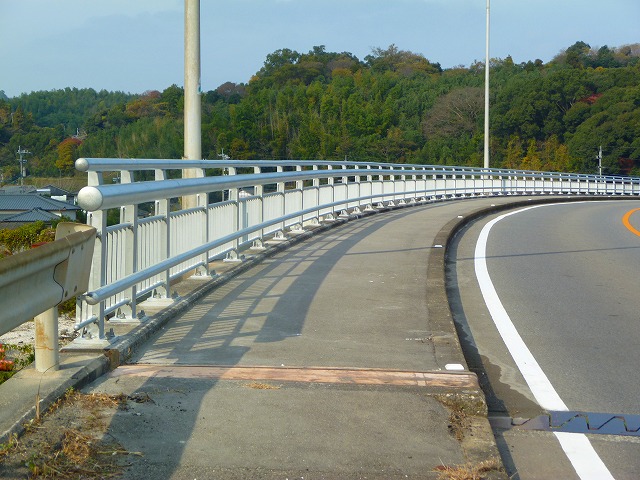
<box><xmin>1</xmin><ymin>40</ymin><xmax>640</xmax><ymax>184</ymax></box>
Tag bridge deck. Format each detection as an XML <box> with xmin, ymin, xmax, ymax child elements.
<box><xmin>88</xmin><ymin>199</ymin><xmax>511</xmax><ymax>478</ymax></box>
<box><xmin>1</xmin><ymin>197</ymin><xmax>531</xmax><ymax>478</ymax></box>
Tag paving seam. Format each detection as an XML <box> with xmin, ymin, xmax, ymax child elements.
<box><xmin>108</xmin><ymin>364</ymin><xmax>480</xmax><ymax>389</ymax></box>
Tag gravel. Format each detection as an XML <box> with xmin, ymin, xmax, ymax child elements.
<box><xmin>0</xmin><ymin>316</ymin><xmax>78</xmax><ymax>347</ymax></box>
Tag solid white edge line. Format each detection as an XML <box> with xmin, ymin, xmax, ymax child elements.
<box><xmin>554</xmin><ymin>432</ymin><xmax>613</xmax><ymax>480</ymax></box>
<box><xmin>474</xmin><ymin>204</ymin><xmax>615</xmax><ymax>480</ymax></box>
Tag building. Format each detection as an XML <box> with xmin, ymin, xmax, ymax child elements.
<box><xmin>0</xmin><ymin>194</ymin><xmax>81</xmax><ymax>229</ymax></box>
<box><xmin>36</xmin><ymin>185</ymin><xmax>77</xmax><ymax>205</ymax></box>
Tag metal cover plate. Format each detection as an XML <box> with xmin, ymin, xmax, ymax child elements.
<box><xmin>490</xmin><ymin>411</ymin><xmax>640</xmax><ymax>437</ymax></box>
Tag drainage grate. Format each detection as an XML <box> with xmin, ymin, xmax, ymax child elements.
<box><xmin>490</xmin><ymin>411</ymin><xmax>640</xmax><ymax>437</ymax></box>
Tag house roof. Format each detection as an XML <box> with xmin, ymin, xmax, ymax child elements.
<box><xmin>0</xmin><ymin>194</ymin><xmax>80</xmax><ymax>212</ymax></box>
<box><xmin>39</xmin><ymin>185</ymin><xmax>75</xmax><ymax>196</ymax></box>
<box><xmin>0</xmin><ymin>208</ymin><xmax>61</xmax><ymax>224</ymax></box>
<box><xmin>0</xmin><ymin>186</ymin><xmax>37</xmax><ymax>195</ymax></box>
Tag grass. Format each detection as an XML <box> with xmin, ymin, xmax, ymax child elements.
<box><xmin>0</xmin><ymin>389</ymin><xmax>137</xmax><ymax>479</ymax></box>
<box><xmin>435</xmin><ymin>392</ymin><xmax>485</xmax><ymax>442</ymax></box>
<box><xmin>435</xmin><ymin>457</ymin><xmax>504</xmax><ymax>480</ymax></box>
<box><xmin>433</xmin><ymin>393</ymin><xmax>504</xmax><ymax>479</ymax></box>
<box><xmin>243</xmin><ymin>381</ymin><xmax>281</xmax><ymax>390</ymax></box>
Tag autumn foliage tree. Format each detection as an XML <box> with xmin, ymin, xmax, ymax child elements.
<box><xmin>56</xmin><ymin>137</ymin><xmax>82</xmax><ymax>174</ymax></box>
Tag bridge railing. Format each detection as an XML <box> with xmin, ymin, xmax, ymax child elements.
<box><xmin>73</xmin><ymin>158</ymin><xmax>640</xmax><ymax>342</ymax></box>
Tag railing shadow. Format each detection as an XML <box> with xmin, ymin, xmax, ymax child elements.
<box><xmin>89</xmin><ymin>205</ymin><xmax>436</xmax><ymax>477</ymax></box>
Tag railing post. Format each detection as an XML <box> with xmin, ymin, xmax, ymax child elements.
<box><xmin>253</xmin><ymin>165</ymin><xmax>265</xmax><ymax>243</ymax></box>
<box><xmin>117</xmin><ymin>170</ymin><xmax>140</xmax><ymax>321</ymax></box>
<box><xmin>81</xmin><ymin>209</ymin><xmax>107</xmax><ymax>340</ymax></box>
<box><xmin>155</xmin><ymin>168</ymin><xmax>170</xmax><ymax>298</ymax></box>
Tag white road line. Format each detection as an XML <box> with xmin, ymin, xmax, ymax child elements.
<box><xmin>474</xmin><ymin>205</ymin><xmax>615</xmax><ymax>480</ymax></box>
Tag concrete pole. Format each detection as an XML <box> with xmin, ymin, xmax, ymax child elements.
<box><xmin>34</xmin><ymin>307</ymin><xmax>59</xmax><ymax>372</ymax></box>
<box><xmin>183</xmin><ymin>0</ymin><xmax>201</xmax><ymax>209</ymax></box>
<box><xmin>483</xmin><ymin>0</ymin><xmax>490</xmax><ymax>169</ymax></box>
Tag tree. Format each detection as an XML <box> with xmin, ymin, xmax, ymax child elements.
<box><xmin>503</xmin><ymin>136</ymin><xmax>524</xmax><ymax>169</ymax></box>
<box><xmin>521</xmin><ymin>139</ymin><xmax>541</xmax><ymax>171</ymax></box>
<box><xmin>366</xmin><ymin>45</ymin><xmax>441</xmax><ymax>76</ymax></box>
<box><xmin>56</xmin><ymin>137</ymin><xmax>81</xmax><ymax>175</ymax></box>
<box><xmin>423</xmin><ymin>87</ymin><xmax>483</xmax><ymax>139</ymax></box>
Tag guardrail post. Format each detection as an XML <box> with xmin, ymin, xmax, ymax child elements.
<box><xmin>227</xmin><ymin>167</ymin><xmax>240</xmax><ymax>257</ymax></box>
<box><xmin>277</xmin><ymin>166</ymin><xmax>286</xmax><ymax>233</ymax></box>
<box><xmin>154</xmin><ymin>168</ymin><xmax>170</xmax><ymax>297</ymax></box>
<box><xmin>35</xmin><ymin>307</ymin><xmax>58</xmax><ymax>372</ymax></box>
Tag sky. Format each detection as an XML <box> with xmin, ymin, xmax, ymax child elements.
<box><xmin>1</xmin><ymin>0</ymin><xmax>638</xmax><ymax>98</ymax></box>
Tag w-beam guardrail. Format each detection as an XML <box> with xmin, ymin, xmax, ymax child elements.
<box><xmin>73</xmin><ymin>158</ymin><xmax>640</xmax><ymax>343</ymax></box>
<box><xmin>0</xmin><ymin>223</ymin><xmax>96</xmax><ymax>371</ymax></box>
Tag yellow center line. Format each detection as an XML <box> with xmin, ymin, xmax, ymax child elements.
<box><xmin>622</xmin><ymin>208</ymin><xmax>640</xmax><ymax>237</ymax></box>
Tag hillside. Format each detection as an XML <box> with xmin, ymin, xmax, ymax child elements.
<box><xmin>1</xmin><ymin>41</ymin><xmax>639</xmax><ymax>184</ymax></box>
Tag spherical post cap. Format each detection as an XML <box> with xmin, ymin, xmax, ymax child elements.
<box><xmin>77</xmin><ymin>186</ymin><xmax>104</xmax><ymax>212</ymax></box>
<box><xmin>75</xmin><ymin>158</ymin><xmax>90</xmax><ymax>172</ymax></box>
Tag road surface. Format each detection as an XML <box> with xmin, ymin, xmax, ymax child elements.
<box><xmin>450</xmin><ymin>200</ymin><xmax>640</xmax><ymax>479</ymax></box>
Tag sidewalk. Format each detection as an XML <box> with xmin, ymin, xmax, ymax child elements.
<box><xmin>0</xmin><ymin>196</ymin><xmax>542</xmax><ymax>479</ymax></box>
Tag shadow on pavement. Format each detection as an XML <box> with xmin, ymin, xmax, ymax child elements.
<box><xmin>86</xmin><ymin>205</ymin><xmax>459</xmax><ymax>479</ymax></box>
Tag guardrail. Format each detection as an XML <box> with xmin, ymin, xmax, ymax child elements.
<box><xmin>0</xmin><ymin>223</ymin><xmax>96</xmax><ymax>371</ymax></box>
<box><xmin>74</xmin><ymin>158</ymin><xmax>640</xmax><ymax>343</ymax></box>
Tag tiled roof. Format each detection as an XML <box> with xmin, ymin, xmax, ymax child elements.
<box><xmin>0</xmin><ymin>208</ymin><xmax>61</xmax><ymax>223</ymax></box>
<box><xmin>43</xmin><ymin>185</ymin><xmax>74</xmax><ymax>196</ymax></box>
<box><xmin>0</xmin><ymin>194</ymin><xmax>80</xmax><ymax>212</ymax></box>
<box><xmin>0</xmin><ymin>186</ymin><xmax>37</xmax><ymax>194</ymax></box>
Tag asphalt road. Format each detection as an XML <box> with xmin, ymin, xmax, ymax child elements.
<box><xmin>450</xmin><ymin>200</ymin><xmax>640</xmax><ymax>480</ymax></box>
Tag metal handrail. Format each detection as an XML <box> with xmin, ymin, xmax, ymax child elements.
<box><xmin>72</xmin><ymin>157</ymin><xmax>640</xmax><ymax>341</ymax></box>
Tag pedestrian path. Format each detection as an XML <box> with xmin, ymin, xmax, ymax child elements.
<box><xmin>1</xmin><ymin>197</ymin><xmax>519</xmax><ymax>479</ymax></box>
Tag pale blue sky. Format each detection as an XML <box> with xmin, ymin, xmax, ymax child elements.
<box><xmin>1</xmin><ymin>0</ymin><xmax>638</xmax><ymax>97</ymax></box>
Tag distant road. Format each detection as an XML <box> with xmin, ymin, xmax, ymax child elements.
<box><xmin>451</xmin><ymin>200</ymin><xmax>640</xmax><ymax>480</ymax></box>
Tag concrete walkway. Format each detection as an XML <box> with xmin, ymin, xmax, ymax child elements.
<box><xmin>0</xmin><ymin>197</ymin><xmax>530</xmax><ymax>479</ymax></box>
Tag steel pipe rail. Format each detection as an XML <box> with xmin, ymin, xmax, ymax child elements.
<box><xmin>72</xmin><ymin>157</ymin><xmax>640</xmax><ymax>343</ymax></box>
<box><xmin>77</xmin><ymin>168</ymin><xmax>478</xmax><ymax>212</ymax></box>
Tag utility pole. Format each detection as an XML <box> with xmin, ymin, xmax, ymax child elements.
<box><xmin>483</xmin><ymin>0</ymin><xmax>490</xmax><ymax>169</ymax></box>
<box><xmin>597</xmin><ymin>145</ymin><xmax>603</xmax><ymax>175</ymax></box>
<box><xmin>183</xmin><ymin>0</ymin><xmax>202</xmax><ymax>209</ymax></box>
<box><xmin>16</xmin><ymin>145</ymin><xmax>31</xmax><ymax>186</ymax></box>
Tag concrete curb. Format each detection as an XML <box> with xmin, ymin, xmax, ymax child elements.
<box><xmin>429</xmin><ymin>194</ymin><xmax>634</xmax><ymax>369</ymax></box>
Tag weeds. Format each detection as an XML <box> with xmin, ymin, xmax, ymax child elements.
<box><xmin>435</xmin><ymin>392</ymin><xmax>484</xmax><ymax>442</ymax></box>
<box><xmin>435</xmin><ymin>457</ymin><xmax>504</xmax><ymax>480</ymax></box>
<box><xmin>0</xmin><ymin>433</ymin><xmax>20</xmax><ymax>458</ymax></box>
<box><xmin>0</xmin><ymin>390</ymin><xmax>136</xmax><ymax>479</ymax></box>
<box><xmin>243</xmin><ymin>382</ymin><xmax>281</xmax><ymax>390</ymax></box>
<box><xmin>0</xmin><ymin>342</ymin><xmax>35</xmax><ymax>384</ymax></box>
